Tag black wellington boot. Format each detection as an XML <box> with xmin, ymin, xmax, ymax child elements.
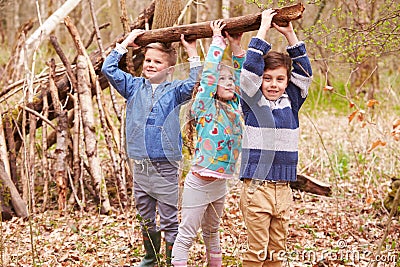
<box><xmin>137</xmin><ymin>231</ymin><xmax>161</xmax><ymax>267</ymax></box>
<box><xmin>165</xmin><ymin>242</ymin><xmax>174</xmax><ymax>266</ymax></box>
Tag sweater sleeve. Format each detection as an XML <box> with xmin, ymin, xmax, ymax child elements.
<box><xmin>285</xmin><ymin>42</ymin><xmax>313</xmax><ymax>111</ymax></box>
<box><xmin>191</xmin><ymin>36</ymin><xmax>225</xmax><ymax>118</ymax></box>
<box><xmin>231</xmin><ymin>53</ymin><xmax>245</xmax><ymax>108</ymax></box>
<box><xmin>240</xmin><ymin>37</ymin><xmax>271</xmax><ymax>112</ymax></box>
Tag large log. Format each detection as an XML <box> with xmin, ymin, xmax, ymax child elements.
<box><xmin>0</xmin><ymin>159</ymin><xmax>28</xmax><ymax>218</ymax></box>
<box><xmin>290</xmin><ymin>174</ymin><xmax>332</xmax><ymax>196</ymax></box>
<box><xmin>133</xmin><ymin>3</ymin><xmax>305</xmax><ymax>46</ymax></box>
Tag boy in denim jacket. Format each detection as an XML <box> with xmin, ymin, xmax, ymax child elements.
<box><xmin>102</xmin><ymin>30</ymin><xmax>201</xmax><ymax>266</ymax></box>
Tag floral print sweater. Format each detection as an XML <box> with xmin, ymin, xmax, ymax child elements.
<box><xmin>191</xmin><ymin>36</ymin><xmax>245</xmax><ymax>177</ymax></box>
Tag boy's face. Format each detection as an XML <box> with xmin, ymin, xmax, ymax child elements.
<box><xmin>261</xmin><ymin>66</ymin><xmax>288</xmax><ymax>101</ymax></box>
<box><xmin>142</xmin><ymin>49</ymin><xmax>172</xmax><ymax>83</ymax></box>
<box><xmin>216</xmin><ymin>67</ymin><xmax>236</xmax><ymax>101</ymax></box>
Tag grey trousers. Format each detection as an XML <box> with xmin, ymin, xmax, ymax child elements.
<box><xmin>131</xmin><ymin>159</ymin><xmax>179</xmax><ymax>243</ymax></box>
<box><xmin>172</xmin><ymin>172</ymin><xmax>227</xmax><ymax>263</ymax></box>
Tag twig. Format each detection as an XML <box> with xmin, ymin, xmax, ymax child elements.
<box><xmin>304</xmin><ymin>113</ymin><xmax>340</xmax><ymax>218</ymax></box>
<box><xmin>372</xmin><ymin>186</ymin><xmax>400</xmax><ymax>267</ymax></box>
<box><xmin>19</xmin><ymin>105</ymin><xmax>56</xmax><ymax>130</ymax></box>
<box><xmin>175</xmin><ymin>0</ymin><xmax>195</xmax><ymax>26</ymax></box>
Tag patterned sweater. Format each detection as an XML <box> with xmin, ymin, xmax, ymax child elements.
<box><xmin>191</xmin><ymin>36</ymin><xmax>245</xmax><ymax>177</ymax></box>
<box><xmin>240</xmin><ymin>37</ymin><xmax>312</xmax><ymax>181</ymax></box>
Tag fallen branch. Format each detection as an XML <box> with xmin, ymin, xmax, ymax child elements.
<box><xmin>133</xmin><ymin>3</ymin><xmax>305</xmax><ymax>46</ymax></box>
<box><xmin>291</xmin><ymin>174</ymin><xmax>332</xmax><ymax>196</ymax></box>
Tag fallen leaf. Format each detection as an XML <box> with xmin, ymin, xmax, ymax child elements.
<box><xmin>393</xmin><ymin>119</ymin><xmax>400</xmax><ymax>130</ymax></box>
<box><xmin>357</xmin><ymin>109</ymin><xmax>365</xmax><ymax>122</ymax></box>
<box><xmin>367</xmin><ymin>139</ymin><xmax>387</xmax><ymax>152</ymax></box>
<box><xmin>348</xmin><ymin>110</ymin><xmax>358</xmax><ymax>123</ymax></box>
<box><xmin>367</xmin><ymin>99</ymin><xmax>379</xmax><ymax>108</ymax></box>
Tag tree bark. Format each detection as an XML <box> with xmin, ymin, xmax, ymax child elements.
<box><xmin>0</xmin><ymin>158</ymin><xmax>28</xmax><ymax>218</ymax></box>
<box><xmin>290</xmin><ymin>174</ymin><xmax>332</xmax><ymax>196</ymax></box>
<box><xmin>48</xmin><ymin>58</ymin><xmax>69</xmax><ymax>212</ymax></box>
<box><xmin>132</xmin><ymin>3</ymin><xmax>305</xmax><ymax>46</ymax></box>
<box><xmin>152</xmin><ymin>0</ymin><xmax>182</xmax><ymax>29</ymax></box>
<box><xmin>76</xmin><ymin>55</ymin><xmax>111</xmax><ymax>214</ymax></box>
<box><xmin>23</xmin><ymin>0</ymin><xmax>83</xmax><ymax>58</ymax></box>
<box><xmin>40</xmin><ymin>82</ymin><xmax>50</xmax><ymax>212</ymax></box>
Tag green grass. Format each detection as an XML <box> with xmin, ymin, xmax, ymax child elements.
<box><xmin>303</xmin><ymin>76</ymin><xmax>353</xmax><ymax>116</ymax></box>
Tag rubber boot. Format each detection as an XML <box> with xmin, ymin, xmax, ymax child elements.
<box><xmin>137</xmin><ymin>231</ymin><xmax>161</xmax><ymax>267</ymax></box>
<box><xmin>165</xmin><ymin>242</ymin><xmax>174</xmax><ymax>266</ymax></box>
<box><xmin>207</xmin><ymin>250</ymin><xmax>222</xmax><ymax>267</ymax></box>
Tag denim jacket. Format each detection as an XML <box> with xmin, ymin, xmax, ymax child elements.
<box><xmin>101</xmin><ymin>49</ymin><xmax>201</xmax><ymax>161</ymax></box>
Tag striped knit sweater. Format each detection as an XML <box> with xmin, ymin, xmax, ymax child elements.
<box><xmin>239</xmin><ymin>37</ymin><xmax>312</xmax><ymax>181</ymax></box>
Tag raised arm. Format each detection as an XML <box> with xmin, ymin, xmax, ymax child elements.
<box><xmin>226</xmin><ymin>32</ymin><xmax>245</xmax><ymax>100</ymax></box>
<box><xmin>272</xmin><ymin>21</ymin><xmax>298</xmax><ymax>46</ymax></box>
<box><xmin>101</xmin><ymin>29</ymin><xmax>146</xmax><ymax>99</ymax></box>
<box><xmin>192</xmin><ymin>20</ymin><xmax>226</xmax><ymax>116</ymax></box>
<box><xmin>274</xmin><ymin>22</ymin><xmax>312</xmax><ymax>110</ymax></box>
<box><xmin>240</xmin><ymin>9</ymin><xmax>275</xmax><ymax>102</ymax></box>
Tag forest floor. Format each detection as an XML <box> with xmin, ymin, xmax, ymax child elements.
<box><xmin>2</xmin><ymin>110</ymin><xmax>400</xmax><ymax>267</ymax></box>
<box><xmin>1</xmin><ymin>181</ymin><xmax>399</xmax><ymax>267</ymax></box>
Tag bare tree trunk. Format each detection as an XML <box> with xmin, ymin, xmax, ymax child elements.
<box><xmin>76</xmin><ymin>55</ymin><xmax>111</xmax><ymax>214</ymax></box>
<box><xmin>4</xmin><ymin>116</ymin><xmax>18</xmax><ymax>185</ymax></box>
<box><xmin>22</xmin><ymin>0</ymin><xmax>83</xmax><ymax>61</ymax></box>
<box><xmin>65</xmin><ymin>15</ymin><xmax>124</xmax><ymax>210</ymax></box>
<box><xmin>68</xmin><ymin>92</ymin><xmax>84</xmax><ymax>211</ymax></box>
<box><xmin>55</xmin><ymin>110</ymin><xmax>69</xmax><ymax>212</ymax></box>
<box><xmin>48</xmin><ymin>58</ymin><xmax>69</xmax><ymax>212</ymax></box>
<box><xmin>28</xmin><ymin>107</ymin><xmax>37</xmax><ymax>212</ymax></box>
<box><xmin>152</xmin><ymin>0</ymin><xmax>182</xmax><ymax>29</ymax></box>
<box><xmin>222</xmin><ymin>0</ymin><xmax>230</xmax><ymax>19</ymax></box>
<box><xmin>88</xmin><ymin>0</ymin><xmax>128</xmax><ymax>207</ymax></box>
<box><xmin>120</xmin><ymin>0</ymin><xmax>135</xmax><ymax>74</ymax></box>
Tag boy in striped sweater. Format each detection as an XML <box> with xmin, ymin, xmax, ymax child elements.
<box><xmin>239</xmin><ymin>9</ymin><xmax>312</xmax><ymax>267</ymax></box>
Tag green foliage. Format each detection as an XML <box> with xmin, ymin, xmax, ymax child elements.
<box><xmin>333</xmin><ymin>149</ymin><xmax>350</xmax><ymax>180</ymax></box>
<box><xmin>246</xmin><ymin>0</ymin><xmax>297</xmax><ymax>10</ymax></box>
<box><xmin>302</xmin><ymin>78</ymin><xmax>351</xmax><ymax>116</ymax></box>
<box><xmin>303</xmin><ymin>0</ymin><xmax>400</xmax><ymax>64</ymax></box>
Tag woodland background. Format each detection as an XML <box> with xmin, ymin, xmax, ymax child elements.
<box><xmin>0</xmin><ymin>0</ymin><xmax>399</xmax><ymax>266</ymax></box>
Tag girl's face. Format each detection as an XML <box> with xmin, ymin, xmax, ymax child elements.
<box><xmin>216</xmin><ymin>67</ymin><xmax>236</xmax><ymax>101</ymax></box>
<box><xmin>142</xmin><ymin>49</ymin><xmax>172</xmax><ymax>83</ymax></box>
<box><xmin>261</xmin><ymin>66</ymin><xmax>288</xmax><ymax>101</ymax></box>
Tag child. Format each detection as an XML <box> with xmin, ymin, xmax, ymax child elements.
<box><xmin>171</xmin><ymin>20</ymin><xmax>245</xmax><ymax>267</ymax></box>
<box><xmin>101</xmin><ymin>30</ymin><xmax>201</xmax><ymax>266</ymax></box>
<box><xmin>239</xmin><ymin>9</ymin><xmax>313</xmax><ymax>267</ymax></box>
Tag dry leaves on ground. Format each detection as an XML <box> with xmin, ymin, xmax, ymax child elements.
<box><xmin>1</xmin><ymin>182</ymin><xmax>399</xmax><ymax>267</ymax></box>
